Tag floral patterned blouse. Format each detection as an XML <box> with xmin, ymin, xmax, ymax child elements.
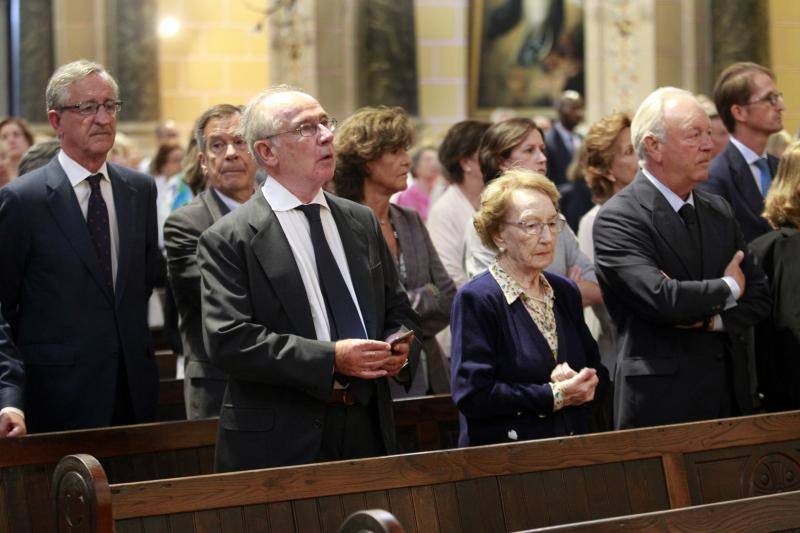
<box><xmin>489</xmin><ymin>261</ymin><xmax>558</xmax><ymax>359</ymax></box>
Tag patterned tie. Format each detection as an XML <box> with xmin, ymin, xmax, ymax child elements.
<box><xmin>297</xmin><ymin>203</ymin><xmax>372</xmax><ymax>404</ymax></box>
<box><xmin>754</xmin><ymin>158</ymin><xmax>772</xmax><ymax>197</ymax></box>
<box><xmin>86</xmin><ymin>174</ymin><xmax>113</xmax><ymax>293</ymax></box>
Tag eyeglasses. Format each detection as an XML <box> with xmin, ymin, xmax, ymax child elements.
<box><xmin>503</xmin><ymin>217</ymin><xmax>566</xmax><ymax>237</ymax></box>
<box><xmin>264</xmin><ymin>118</ymin><xmax>337</xmax><ymax>140</ymax></box>
<box><xmin>207</xmin><ymin>137</ymin><xmax>249</xmax><ymax>156</ymax></box>
<box><xmin>745</xmin><ymin>92</ymin><xmax>783</xmax><ymax>107</ymax></box>
<box><xmin>57</xmin><ymin>100</ymin><xmax>123</xmax><ymax>117</ymax></box>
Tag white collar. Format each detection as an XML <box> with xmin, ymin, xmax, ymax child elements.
<box><xmin>641</xmin><ymin>167</ymin><xmax>694</xmax><ymax>213</ymax></box>
<box><xmin>211</xmin><ymin>187</ymin><xmax>245</xmax><ymax>211</ymax></box>
<box><xmin>729</xmin><ymin>136</ymin><xmax>766</xmax><ymax>164</ymax></box>
<box><xmin>58</xmin><ymin>150</ymin><xmax>109</xmax><ymax>187</ymax></box>
<box><xmin>261</xmin><ymin>176</ymin><xmax>328</xmax><ymax>212</ymax></box>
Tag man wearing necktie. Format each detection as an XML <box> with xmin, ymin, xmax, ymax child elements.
<box><xmin>701</xmin><ymin>62</ymin><xmax>785</xmax><ymax>242</ymax></box>
<box><xmin>198</xmin><ymin>87</ymin><xmax>421</xmax><ymax>473</ymax></box>
<box><xmin>0</xmin><ymin>60</ymin><xmax>164</xmax><ymax>434</ymax></box>
<box><xmin>594</xmin><ymin>87</ymin><xmax>770</xmax><ymax>429</ymax></box>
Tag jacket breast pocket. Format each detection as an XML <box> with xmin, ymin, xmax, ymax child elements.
<box><xmin>220</xmin><ymin>406</ymin><xmax>276</xmax><ymax>432</ymax></box>
<box><xmin>621</xmin><ymin>357</ymin><xmax>677</xmax><ymax>376</ymax></box>
<box><xmin>23</xmin><ymin>344</ymin><xmax>76</xmax><ymax>366</ymax></box>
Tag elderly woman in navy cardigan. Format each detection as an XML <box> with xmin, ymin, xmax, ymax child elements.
<box><xmin>451</xmin><ymin>169</ymin><xmax>609</xmax><ymax>446</ymax></box>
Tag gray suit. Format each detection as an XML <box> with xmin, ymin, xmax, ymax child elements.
<box><xmin>198</xmin><ymin>190</ymin><xmax>421</xmax><ymax>472</ymax></box>
<box><xmin>164</xmin><ymin>188</ymin><xmax>231</xmax><ymax>419</ymax></box>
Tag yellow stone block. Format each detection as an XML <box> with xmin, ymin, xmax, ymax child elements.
<box><xmin>437</xmin><ymin>46</ymin><xmax>466</xmax><ymax>78</ymax></box>
<box><xmin>161</xmin><ymin>95</ymin><xmax>209</xmax><ymax>125</ymax></box>
<box><xmin>420</xmin><ymin>84</ymin><xmax>461</xmax><ymax>117</ymax></box>
<box><xmin>416</xmin><ymin>6</ymin><xmax>459</xmax><ymax>41</ymax></box>
<box><xmin>769</xmin><ymin>0</ymin><xmax>800</xmax><ymax>21</ymax></box>
<box><xmin>417</xmin><ymin>48</ymin><xmax>435</xmax><ymax>79</ymax></box>
<box><xmin>183</xmin><ymin>1</ymin><xmax>228</xmax><ymax>23</ymax></box>
<box><xmin>228</xmin><ymin>60</ymin><xmax>270</xmax><ymax>94</ymax></box>
<box><xmin>204</xmin><ymin>27</ymin><xmax>254</xmax><ymax>56</ymax></box>
<box><xmin>185</xmin><ymin>60</ymin><xmax>229</xmax><ymax>92</ymax></box>
<box><xmin>158</xmin><ymin>61</ymin><xmax>181</xmax><ymax>93</ymax></box>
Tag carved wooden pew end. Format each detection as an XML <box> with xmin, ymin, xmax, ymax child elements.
<box><xmin>339</xmin><ymin>509</ymin><xmax>404</xmax><ymax>533</ymax></box>
<box><xmin>51</xmin><ymin>454</ymin><xmax>112</xmax><ymax>533</ymax></box>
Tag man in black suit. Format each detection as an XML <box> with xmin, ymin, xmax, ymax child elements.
<box><xmin>0</xmin><ymin>309</ymin><xmax>25</xmax><ymax>437</ymax></box>
<box><xmin>0</xmin><ymin>60</ymin><xmax>164</xmax><ymax>433</ymax></box>
<box><xmin>545</xmin><ymin>90</ymin><xmax>584</xmax><ymax>187</ymax></box>
<box><xmin>700</xmin><ymin>62</ymin><xmax>784</xmax><ymax>242</ymax></box>
<box><xmin>164</xmin><ymin>104</ymin><xmax>257</xmax><ymax>419</ymax></box>
<box><xmin>198</xmin><ymin>87</ymin><xmax>421</xmax><ymax>472</ymax></box>
<box><xmin>594</xmin><ymin>87</ymin><xmax>770</xmax><ymax>429</ymax></box>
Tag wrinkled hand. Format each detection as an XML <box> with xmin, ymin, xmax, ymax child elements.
<box><xmin>567</xmin><ymin>265</ymin><xmax>583</xmax><ymax>283</ymax></box>
<box><xmin>724</xmin><ymin>250</ymin><xmax>746</xmax><ymax>299</ymax></box>
<box><xmin>334</xmin><ymin>339</ymin><xmax>391</xmax><ymax>379</ymax></box>
<box><xmin>550</xmin><ymin>362</ymin><xmax>577</xmax><ymax>383</ymax></box>
<box><xmin>382</xmin><ymin>333</ymin><xmax>414</xmax><ymax>377</ymax></box>
<box><xmin>559</xmin><ymin>367</ymin><xmax>599</xmax><ymax>407</ymax></box>
<box><xmin>0</xmin><ymin>411</ymin><xmax>26</xmax><ymax>438</ymax></box>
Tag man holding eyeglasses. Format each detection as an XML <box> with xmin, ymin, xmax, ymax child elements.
<box><xmin>164</xmin><ymin>104</ymin><xmax>257</xmax><ymax>420</ymax></box>
<box><xmin>0</xmin><ymin>60</ymin><xmax>164</xmax><ymax>434</ymax></box>
<box><xmin>701</xmin><ymin>62</ymin><xmax>785</xmax><ymax>242</ymax></box>
<box><xmin>196</xmin><ymin>87</ymin><xmax>421</xmax><ymax>472</ymax></box>
<box><xmin>594</xmin><ymin>88</ymin><xmax>770</xmax><ymax>430</ymax></box>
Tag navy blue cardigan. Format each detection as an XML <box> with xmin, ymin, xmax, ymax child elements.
<box><xmin>451</xmin><ymin>270</ymin><xmax>609</xmax><ymax>446</ymax></box>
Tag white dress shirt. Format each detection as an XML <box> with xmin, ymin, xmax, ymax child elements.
<box><xmin>59</xmin><ymin>150</ymin><xmax>119</xmax><ymax>288</ymax></box>
<box><xmin>729</xmin><ymin>136</ymin><xmax>769</xmax><ymax>195</ymax></box>
<box><xmin>260</xmin><ymin>177</ymin><xmax>366</xmax><ymax>341</ymax></box>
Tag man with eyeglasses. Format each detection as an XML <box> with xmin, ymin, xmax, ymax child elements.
<box><xmin>0</xmin><ymin>60</ymin><xmax>164</xmax><ymax>434</ymax></box>
<box><xmin>196</xmin><ymin>87</ymin><xmax>421</xmax><ymax>472</ymax></box>
<box><xmin>164</xmin><ymin>104</ymin><xmax>257</xmax><ymax>420</ymax></box>
<box><xmin>594</xmin><ymin>87</ymin><xmax>770</xmax><ymax>430</ymax></box>
<box><xmin>701</xmin><ymin>62</ymin><xmax>785</xmax><ymax>242</ymax></box>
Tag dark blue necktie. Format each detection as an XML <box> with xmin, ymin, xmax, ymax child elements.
<box><xmin>297</xmin><ymin>203</ymin><xmax>372</xmax><ymax>404</ymax></box>
<box><xmin>86</xmin><ymin>174</ymin><xmax>113</xmax><ymax>293</ymax></box>
<box><xmin>754</xmin><ymin>158</ymin><xmax>772</xmax><ymax>197</ymax></box>
<box><xmin>678</xmin><ymin>203</ymin><xmax>703</xmax><ymax>276</ymax></box>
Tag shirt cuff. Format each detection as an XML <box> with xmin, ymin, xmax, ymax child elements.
<box><xmin>721</xmin><ymin>276</ymin><xmax>739</xmax><ymax>310</ymax></box>
<box><xmin>710</xmin><ymin>315</ymin><xmax>725</xmax><ymax>332</ymax></box>
<box><xmin>0</xmin><ymin>407</ymin><xmax>25</xmax><ymax>419</ymax></box>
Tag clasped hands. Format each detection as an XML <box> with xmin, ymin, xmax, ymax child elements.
<box><xmin>550</xmin><ymin>362</ymin><xmax>598</xmax><ymax>407</ymax></box>
<box><xmin>333</xmin><ymin>334</ymin><xmax>413</xmax><ymax>379</ymax></box>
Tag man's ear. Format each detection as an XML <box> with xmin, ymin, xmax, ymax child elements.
<box><xmin>643</xmin><ymin>135</ymin><xmax>662</xmax><ymax>164</ymax></box>
<box><xmin>198</xmin><ymin>151</ymin><xmax>209</xmax><ymax>177</ymax></box>
<box><xmin>47</xmin><ymin>110</ymin><xmax>62</xmax><ymax>135</ymax></box>
<box><xmin>730</xmin><ymin>104</ymin><xmax>748</xmax><ymax>125</ymax></box>
<box><xmin>253</xmin><ymin>139</ymin><xmax>277</xmax><ymax>167</ymax></box>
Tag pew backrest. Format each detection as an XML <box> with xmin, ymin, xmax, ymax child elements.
<box><xmin>53</xmin><ymin>410</ymin><xmax>800</xmax><ymax>533</ymax></box>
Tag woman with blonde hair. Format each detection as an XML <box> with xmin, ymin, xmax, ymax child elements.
<box><xmin>451</xmin><ymin>168</ymin><xmax>608</xmax><ymax>446</ymax></box>
<box><xmin>750</xmin><ymin>140</ymin><xmax>800</xmax><ymax>411</ymax></box>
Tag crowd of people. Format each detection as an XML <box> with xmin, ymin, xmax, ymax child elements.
<box><xmin>0</xmin><ymin>58</ymin><xmax>798</xmax><ymax>475</ymax></box>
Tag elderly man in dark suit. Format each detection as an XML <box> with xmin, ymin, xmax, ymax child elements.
<box><xmin>164</xmin><ymin>104</ymin><xmax>257</xmax><ymax>420</ymax></box>
<box><xmin>594</xmin><ymin>87</ymin><xmax>770</xmax><ymax>429</ymax></box>
<box><xmin>0</xmin><ymin>60</ymin><xmax>164</xmax><ymax>433</ymax></box>
<box><xmin>545</xmin><ymin>90</ymin><xmax>584</xmax><ymax>187</ymax></box>
<box><xmin>700</xmin><ymin>62</ymin><xmax>784</xmax><ymax>242</ymax></box>
<box><xmin>198</xmin><ymin>87</ymin><xmax>421</xmax><ymax>472</ymax></box>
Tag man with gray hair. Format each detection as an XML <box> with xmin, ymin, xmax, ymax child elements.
<box><xmin>593</xmin><ymin>87</ymin><xmax>770</xmax><ymax>429</ymax></box>
<box><xmin>197</xmin><ymin>87</ymin><xmax>420</xmax><ymax>472</ymax></box>
<box><xmin>0</xmin><ymin>59</ymin><xmax>164</xmax><ymax>434</ymax></box>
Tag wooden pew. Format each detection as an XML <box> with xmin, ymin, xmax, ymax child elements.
<box><xmin>527</xmin><ymin>490</ymin><xmax>800</xmax><ymax>532</ymax></box>
<box><xmin>155</xmin><ymin>349</ymin><xmax>178</xmax><ymax>380</ymax></box>
<box><xmin>0</xmin><ymin>395</ymin><xmax>457</xmax><ymax>533</ymax></box>
<box><xmin>51</xmin><ymin>410</ymin><xmax>800</xmax><ymax>533</ymax></box>
<box><xmin>156</xmin><ymin>378</ymin><xmax>186</xmax><ymax>421</ymax></box>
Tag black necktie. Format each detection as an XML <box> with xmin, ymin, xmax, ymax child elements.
<box><xmin>297</xmin><ymin>204</ymin><xmax>372</xmax><ymax>404</ymax></box>
<box><xmin>678</xmin><ymin>203</ymin><xmax>702</xmax><ymax>276</ymax></box>
<box><xmin>86</xmin><ymin>174</ymin><xmax>113</xmax><ymax>293</ymax></box>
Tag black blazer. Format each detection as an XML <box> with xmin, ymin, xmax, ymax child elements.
<box><xmin>545</xmin><ymin>124</ymin><xmax>577</xmax><ymax>187</ymax></box>
<box><xmin>0</xmin><ymin>309</ymin><xmax>23</xmax><ymax>412</ymax></box>
<box><xmin>594</xmin><ymin>172</ymin><xmax>771</xmax><ymax>429</ymax></box>
<box><xmin>198</xmin><ymin>190</ymin><xmax>421</xmax><ymax>472</ymax></box>
<box><xmin>701</xmin><ymin>140</ymin><xmax>777</xmax><ymax>242</ymax></box>
<box><xmin>164</xmin><ymin>188</ymin><xmax>231</xmax><ymax>419</ymax></box>
<box><xmin>0</xmin><ymin>158</ymin><xmax>164</xmax><ymax>432</ymax></box>
<box><xmin>749</xmin><ymin>227</ymin><xmax>800</xmax><ymax>411</ymax></box>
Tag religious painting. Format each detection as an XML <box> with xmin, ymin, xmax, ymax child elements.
<box><xmin>469</xmin><ymin>0</ymin><xmax>585</xmax><ymax>117</ymax></box>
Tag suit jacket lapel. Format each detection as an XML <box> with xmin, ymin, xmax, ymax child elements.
<box><xmin>207</xmin><ymin>187</ymin><xmax>231</xmax><ymax>219</ymax></box>
<box><xmin>726</xmin><ymin>144</ymin><xmax>764</xmax><ymax>215</ymax></box>
<box><xmin>327</xmin><ymin>195</ymin><xmax>377</xmax><ymax>339</ymax></box>
<box><xmin>248</xmin><ymin>194</ymin><xmax>317</xmax><ymax>339</ymax></box>
<box><xmin>110</xmin><ymin>165</ymin><xmax>137</xmax><ymax>306</ymax></box>
<box><xmin>632</xmin><ymin>174</ymin><xmax>699</xmax><ymax>279</ymax></box>
<box><xmin>44</xmin><ymin>160</ymin><xmax>114</xmax><ymax>303</ymax></box>
<box><xmin>694</xmin><ymin>192</ymin><xmax>729</xmax><ymax>279</ymax></box>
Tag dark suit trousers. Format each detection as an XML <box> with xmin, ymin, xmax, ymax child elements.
<box><xmin>317</xmin><ymin>399</ymin><xmax>385</xmax><ymax>462</ymax></box>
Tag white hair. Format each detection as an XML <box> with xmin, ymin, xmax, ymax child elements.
<box><xmin>240</xmin><ymin>84</ymin><xmax>310</xmax><ymax>166</ymax></box>
<box><xmin>45</xmin><ymin>60</ymin><xmax>119</xmax><ymax>112</ymax></box>
<box><xmin>631</xmin><ymin>86</ymin><xmax>696</xmax><ymax>164</ymax></box>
